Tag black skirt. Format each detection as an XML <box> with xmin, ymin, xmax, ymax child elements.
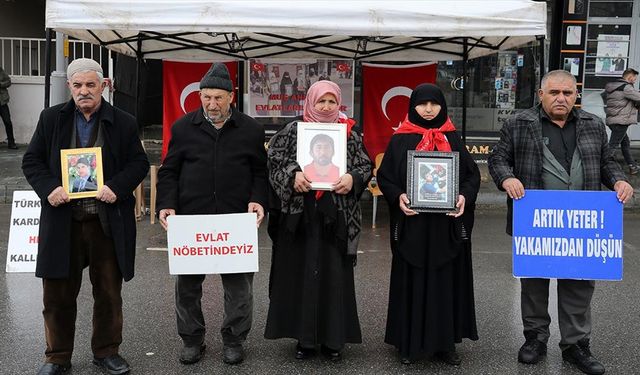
<box><xmin>384</xmin><ymin>240</ymin><xmax>478</xmax><ymax>360</ymax></box>
<box><xmin>265</xmin><ymin>193</ymin><xmax>362</xmax><ymax>350</ymax></box>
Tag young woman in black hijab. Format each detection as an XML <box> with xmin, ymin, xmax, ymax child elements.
<box><xmin>377</xmin><ymin>83</ymin><xmax>480</xmax><ymax>365</ymax></box>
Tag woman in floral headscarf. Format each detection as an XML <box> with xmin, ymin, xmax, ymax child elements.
<box><xmin>265</xmin><ymin>80</ymin><xmax>372</xmax><ymax>361</ymax></box>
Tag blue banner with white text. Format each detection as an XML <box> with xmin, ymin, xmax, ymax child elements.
<box><xmin>513</xmin><ymin>190</ymin><xmax>623</xmax><ymax>280</ymax></box>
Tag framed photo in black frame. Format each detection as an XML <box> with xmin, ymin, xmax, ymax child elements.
<box><xmin>406</xmin><ymin>151</ymin><xmax>459</xmax><ymax>213</ymax></box>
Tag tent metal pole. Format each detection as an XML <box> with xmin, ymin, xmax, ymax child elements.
<box><xmin>538</xmin><ymin>35</ymin><xmax>545</xmax><ymax>86</ymax></box>
<box><xmin>237</xmin><ymin>60</ymin><xmax>245</xmax><ymax>113</ymax></box>
<box><xmin>44</xmin><ymin>28</ymin><xmax>53</xmax><ymax>108</ymax></box>
<box><xmin>462</xmin><ymin>38</ymin><xmax>468</xmax><ymax>143</ymax></box>
<box><xmin>358</xmin><ymin>61</ymin><xmax>364</xmax><ymax>132</ymax></box>
<box><xmin>135</xmin><ymin>36</ymin><xmax>143</xmax><ymax>126</ymax></box>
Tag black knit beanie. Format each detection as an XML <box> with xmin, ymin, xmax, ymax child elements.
<box><xmin>199</xmin><ymin>62</ymin><xmax>233</xmax><ymax>91</ymax></box>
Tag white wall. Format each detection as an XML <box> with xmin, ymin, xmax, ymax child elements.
<box><xmin>1</xmin><ymin>76</ymin><xmax>113</xmax><ymax>145</ymax></box>
<box><xmin>0</xmin><ymin>77</ymin><xmax>47</xmax><ymax>144</ymax></box>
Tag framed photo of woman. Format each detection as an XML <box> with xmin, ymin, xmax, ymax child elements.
<box><xmin>60</xmin><ymin>147</ymin><xmax>104</xmax><ymax>199</ymax></box>
<box><xmin>296</xmin><ymin>122</ymin><xmax>347</xmax><ymax>191</ymax></box>
<box><xmin>406</xmin><ymin>151</ymin><xmax>459</xmax><ymax>213</ymax></box>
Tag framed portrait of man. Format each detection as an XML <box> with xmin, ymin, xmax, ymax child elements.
<box><xmin>296</xmin><ymin>122</ymin><xmax>347</xmax><ymax>191</ymax></box>
<box><xmin>406</xmin><ymin>151</ymin><xmax>459</xmax><ymax>213</ymax></box>
<box><xmin>60</xmin><ymin>147</ymin><xmax>104</xmax><ymax>199</ymax></box>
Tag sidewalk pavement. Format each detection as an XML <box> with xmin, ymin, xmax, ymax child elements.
<box><xmin>0</xmin><ymin>140</ymin><xmax>638</xmax><ymax>208</ymax></box>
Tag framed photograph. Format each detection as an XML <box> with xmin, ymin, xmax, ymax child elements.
<box><xmin>406</xmin><ymin>151</ymin><xmax>459</xmax><ymax>213</ymax></box>
<box><xmin>296</xmin><ymin>122</ymin><xmax>347</xmax><ymax>191</ymax></box>
<box><xmin>60</xmin><ymin>147</ymin><xmax>104</xmax><ymax>199</ymax></box>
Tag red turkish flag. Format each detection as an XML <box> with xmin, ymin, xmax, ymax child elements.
<box><xmin>251</xmin><ymin>62</ymin><xmax>265</xmax><ymax>72</ymax></box>
<box><xmin>162</xmin><ymin>60</ymin><xmax>238</xmax><ymax>160</ymax></box>
<box><xmin>336</xmin><ymin>63</ymin><xmax>349</xmax><ymax>72</ymax></box>
<box><xmin>362</xmin><ymin>62</ymin><xmax>437</xmax><ymax>161</ymax></box>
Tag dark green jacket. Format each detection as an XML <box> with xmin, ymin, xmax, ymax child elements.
<box><xmin>0</xmin><ymin>67</ymin><xmax>11</xmax><ymax>106</ymax></box>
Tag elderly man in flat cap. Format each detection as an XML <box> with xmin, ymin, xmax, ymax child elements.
<box><xmin>157</xmin><ymin>62</ymin><xmax>267</xmax><ymax>365</ymax></box>
<box><xmin>22</xmin><ymin>58</ymin><xmax>149</xmax><ymax>375</ymax></box>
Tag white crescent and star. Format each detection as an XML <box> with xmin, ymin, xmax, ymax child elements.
<box><xmin>179</xmin><ymin>82</ymin><xmax>201</xmax><ymax>113</ymax></box>
<box><xmin>381</xmin><ymin>86</ymin><xmax>412</xmax><ymax>130</ymax></box>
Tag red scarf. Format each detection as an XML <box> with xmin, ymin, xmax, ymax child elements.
<box><xmin>394</xmin><ymin>115</ymin><xmax>456</xmax><ymax>152</ymax></box>
<box><xmin>315</xmin><ymin>116</ymin><xmax>355</xmax><ymax>200</ymax></box>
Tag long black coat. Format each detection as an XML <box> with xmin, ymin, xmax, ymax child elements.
<box><xmin>156</xmin><ymin>106</ymin><xmax>268</xmax><ymax>215</ymax></box>
<box><xmin>22</xmin><ymin>99</ymin><xmax>149</xmax><ymax>281</ymax></box>
<box><xmin>377</xmin><ymin>130</ymin><xmax>480</xmax><ymax>359</ymax></box>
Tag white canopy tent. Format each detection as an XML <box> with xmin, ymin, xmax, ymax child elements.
<box><xmin>46</xmin><ymin>0</ymin><xmax>547</xmax><ymax>61</ymax></box>
<box><xmin>44</xmin><ymin>0</ymin><xmax>547</xmax><ymax>135</ymax></box>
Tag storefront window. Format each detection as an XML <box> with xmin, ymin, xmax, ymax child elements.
<box><xmin>436</xmin><ymin>43</ymin><xmax>539</xmax><ymax>134</ymax></box>
<box><xmin>588</xmin><ymin>1</ymin><xmax>633</xmax><ymax>18</ymax></box>
<box><xmin>584</xmin><ymin>23</ymin><xmax>632</xmax><ymax>88</ymax></box>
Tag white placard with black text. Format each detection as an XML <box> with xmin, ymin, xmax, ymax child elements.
<box><xmin>6</xmin><ymin>190</ymin><xmax>41</xmax><ymax>273</ymax></box>
<box><xmin>167</xmin><ymin>213</ymin><xmax>259</xmax><ymax>275</ymax></box>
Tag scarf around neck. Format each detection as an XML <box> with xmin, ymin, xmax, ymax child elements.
<box><xmin>395</xmin><ymin>115</ymin><xmax>456</xmax><ymax>151</ymax></box>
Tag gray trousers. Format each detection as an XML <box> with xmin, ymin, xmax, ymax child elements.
<box><xmin>521</xmin><ymin>278</ymin><xmax>595</xmax><ymax>349</ymax></box>
<box><xmin>175</xmin><ymin>273</ymin><xmax>254</xmax><ymax>347</ymax></box>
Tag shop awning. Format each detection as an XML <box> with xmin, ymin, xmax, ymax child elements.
<box><xmin>45</xmin><ymin>0</ymin><xmax>547</xmax><ymax>61</ymax></box>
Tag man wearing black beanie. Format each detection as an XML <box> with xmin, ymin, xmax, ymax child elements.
<box><xmin>157</xmin><ymin>62</ymin><xmax>268</xmax><ymax>365</ymax></box>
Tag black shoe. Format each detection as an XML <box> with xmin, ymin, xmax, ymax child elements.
<box><xmin>295</xmin><ymin>344</ymin><xmax>316</xmax><ymax>360</ymax></box>
<box><xmin>92</xmin><ymin>354</ymin><xmax>130</xmax><ymax>375</ymax></box>
<box><xmin>320</xmin><ymin>345</ymin><xmax>342</xmax><ymax>362</ymax></box>
<box><xmin>400</xmin><ymin>357</ymin><xmax>412</xmax><ymax>365</ymax></box>
<box><xmin>7</xmin><ymin>143</ymin><xmax>18</xmax><ymax>150</ymax></box>
<box><xmin>629</xmin><ymin>164</ymin><xmax>639</xmax><ymax>175</ymax></box>
<box><xmin>37</xmin><ymin>362</ymin><xmax>71</xmax><ymax>375</ymax></box>
<box><xmin>518</xmin><ymin>338</ymin><xmax>547</xmax><ymax>364</ymax></box>
<box><xmin>179</xmin><ymin>343</ymin><xmax>206</xmax><ymax>364</ymax></box>
<box><xmin>435</xmin><ymin>350</ymin><xmax>461</xmax><ymax>366</ymax></box>
<box><xmin>562</xmin><ymin>344</ymin><xmax>605</xmax><ymax>375</ymax></box>
<box><xmin>223</xmin><ymin>344</ymin><xmax>245</xmax><ymax>365</ymax></box>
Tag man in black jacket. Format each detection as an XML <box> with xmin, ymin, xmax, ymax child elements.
<box><xmin>22</xmin><ymin>58</ymin><xmax>149</xmax><ymax>375</ymax></box>
<box><xmin>157</xmin><ymin>63</ymin><xmax>268</xmax><ymax>366</ymax></box>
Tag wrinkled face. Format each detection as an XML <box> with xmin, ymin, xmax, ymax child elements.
<box><xmin>68</xmin><ymin>71</ymin><xmax>105</xmax><ymax>114</ymax></box>
<box><xmin>314</xmin><ymin>93</ymin><xmax>338</xmax><ymax>112</ymax></box>
<box><xmin>414</xmin><ymin>100</ymin><xmax>442</xmax><ymax>120</ymax></box>
<box><xmin>200</xmin><ymin>88</ymin><xmax>234</xmax><ymax>123</ymax></box>
<box><xmin>310</xmin><ymin>140</ymin><xmax>334</xmax><ymax>166</ymax></box>
<box><xmin>76</xmin><ymin>162</ymin><xmax>90</xmax><ymax>178</ymax></box>
<box><xmin>538</xmin><ymin>77</ymin><xmax>577</xmax><ymax>121</ymax></box>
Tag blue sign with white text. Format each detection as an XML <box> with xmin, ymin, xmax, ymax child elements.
<box><xmin>513</xmin><ymin>190</ymin><xmax>623</xmax><ymax>280</ymax></box>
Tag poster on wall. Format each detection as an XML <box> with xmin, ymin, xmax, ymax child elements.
<box><xmin>565</xmin><ymin>25</ymin><xmax>582</xmax><ymax>45</ymax></box>
<box><xmin>595</xmin><ymin>35</ymin><xmax>629</xmax><ymax>77</ymax></box>
<box><xmin>495</xmin><ymin>52</ymin><xmax>518</xmax><ymax>110</ymax></box>
<box><xmin>248</xmin><ymin>59</ymin><xmax>354</xmax><ymax>118</ymax></box>
<box><xmin>563</xmin><ymin>57</ymin><xmax>581</xmax><ymax>76</ymax></box>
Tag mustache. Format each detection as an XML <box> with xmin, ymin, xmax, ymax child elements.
<box><xmin>77</xmin><ymin>94</ymin><xmax>94</xmax><ymax>100</ymax></box>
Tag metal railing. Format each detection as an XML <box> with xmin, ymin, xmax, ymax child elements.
<box><xmin>0</xmin><ymin>37</ymin><xmax>110</xmax><ymax>77</ymax></box>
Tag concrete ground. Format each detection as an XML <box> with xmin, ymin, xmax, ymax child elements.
<box><xmin>0</xmin><ymin>201</ymin><xmax>639</xmax><ymax>375</ymax></box>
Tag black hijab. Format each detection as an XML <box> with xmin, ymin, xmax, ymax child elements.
<box><xmin>407</xmin><ymin>83</ymin><xmax>448</xmax><ymax>129</ymax></box>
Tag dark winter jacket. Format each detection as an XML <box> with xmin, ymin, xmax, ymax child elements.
<box><xmin>488</xmin><ymin>105</ymin><xmax>626</xmax><ymax>235</ymax></box>
<box><xmin>156</xmin><ymin>106</ymin><xmax>268</xmax><ymax>215</ymax></box>
<box><xmin>22</xmin><ymin>99</ymin><xmax>149</xmax><ymax>281</ymax></box>
<box><xmin>0</xmin><ymin>67</ymin><xmax>11</xmax><ymax>106</ymax></box>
